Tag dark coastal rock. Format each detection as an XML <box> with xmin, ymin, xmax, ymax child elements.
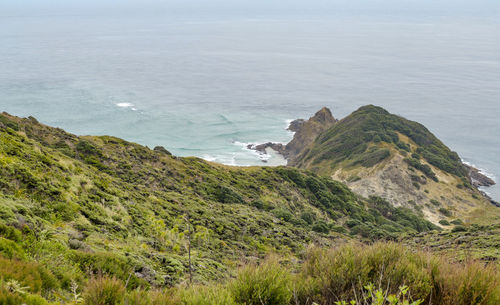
<box><xmin>287</xmin><ymin>119</ymin><xmax>305</xmax><ymax>132</ymax></box>
<box><xmin>247</xmin><ymin>142</ymin><xmax>285</xmax><ymax>154</ymax></box>
<box><xmin>285</xmin><ymin>107</ymin><xmax>337</xmax><ymax>165</ymax></box>
<box><xmin>154</xmin><ymin>146</ymin><xmax>172</xmax><ymax>156</ymax></box>
<box><xmin>464</xmin><ymin>164</ymin><xmax>496</xmax><ymax>187</ymax></box>
<box><xmin>464</xmin><ymin>164</ymin><xmax>499</xmax><ymax>207</ymax></box>
<box><xmin>248</xmin><ymin>107</ymin><xmax>337</xmax><ymax>164</ymax></box>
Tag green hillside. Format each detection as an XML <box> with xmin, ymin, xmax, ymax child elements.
<box><xmin>289</xmin><ymin>106</ymin><xmax>497</xmax><ymax>226</ymax></box>
<box><xmin>0</xmin><ymin>112</ymin><xmax>443</xmax><ymax>302</ymax></box>
<box><xmin>293</xmin><ymin>105</ymin><xmax>466</xmax><ymax>178</ymax></box>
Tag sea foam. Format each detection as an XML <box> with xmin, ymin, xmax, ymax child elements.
<box><xmin>116</xmin><ymin>103</ymin><xmax>137</xmax><ymax>110</ymax></box>
<box><xmin>462</xmin><ymin>159</ymin><xmax>496</xmax><ymax>181</ymax></box>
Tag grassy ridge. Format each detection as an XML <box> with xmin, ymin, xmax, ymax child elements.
<box><xmin>293</xmin><ymin>105</ymin><xmax>467</xmax><ymax>178</ymax></box>
<box><xmin>0</xmin><ymin>112</ymin><xmax>438</xmax><ymax>297</ymax></box>
<box><xmin>1</xmin><ymin>243</ymin><xmax>497</xmax><ymax>304</ymax></box>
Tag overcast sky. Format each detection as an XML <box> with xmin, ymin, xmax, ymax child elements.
<box><xmin>2</xmin><ymin>0</ymin><xmax>500</xmax><ymax>17</ymax></box>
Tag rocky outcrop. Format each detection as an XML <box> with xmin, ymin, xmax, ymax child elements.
<box><xmin>287</xmin><ymin>119</ymin><xmax>305</xmax><ymax>132</ymax></box>
<box><xmin>248</xmin><ymin>107</ymin><xmax>337</xmax><ymax>164</ymax></box>
<box><xmin>247</xmin><ymin>142</ymin><xmax>285</xmax><ymax>155</ymax></box>
<box><xmin>464</xmin><ymin>164</ymin><xmax>496</xmax><ymax>187</ymax></box>
<box><xmin>154</xmin><ymin>146</ymin><xmax>172</xmax><ymax>156</ymax></box>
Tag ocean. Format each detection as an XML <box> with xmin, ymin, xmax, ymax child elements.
<box><xmin>1</xmin><ymin>1</ymin><xmax>499</xmax><ymax>200</ymax></box>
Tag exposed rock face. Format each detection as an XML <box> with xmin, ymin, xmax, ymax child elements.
<box><xmin>287</xmin><ymin>119</ymin><xmax>305</xmax><ymax>132</ymax></box>
<box><xmin>286</xmin><ymin>107</ymin><xmax>337</xmax><ymax>164</ymax></box>
<box><xmin>247</xmin><ymin>142</ymin><xmax>285</xmax><ymax>155</ymax></box>
<box><xmin>273</xmin><ymin>106</ymin><xmax>498</xmax><ymax>223</ymax></box>
<box><xmin>330</xmin><ymin>153</ymin><xmax>491</xmax><ymax>224</ymax></box>
<box><xmin>154</xmin><ymin>146</ymin><xmax>172</xmax><ymax>156</ymax></box>
<box><xmin>464</xmin><ymin>164</ymin><xmax>496</xmax><ymax>187</ymax></box>
<box><xmin>248</xmin><ymin>107</ymin><xmax>337</xmax><ymax>164</ymax></box>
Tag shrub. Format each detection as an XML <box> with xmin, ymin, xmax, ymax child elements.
<box><xmin>0</xmin><ymin>224</ymin><xmax>22</xmax><ymax>242</ymax></box>
<box><xmin>0</xmin><ymin>256</ymin><xmax>59</xmax><ymax>295</ymax></box>
<box><xmin>212</xmin><ymin>185</ymin><xmax>244</xmax><ymax>204</ymax></box>
<box><xmin>335</xmin><ymin>283</ymin><xmax>424</xmax><ymax>305</ymax></box>
<box><xmin>450</xmin><ymin>219</ymin><xmax>464</xmax><ymax>225</ymax></box>
<box><xmin>451</xmin><ymin>225</ymin><xmax>467</xmax><ymax>233</ymax></box>
<box><xmin>83</xmin><ymin>276</ymin><xmax>125</xmax><ymax>305</ymax></box>
<box><xmin>330</xmin><ymin>225</ymin><xmax>347</xmax><ymax>234</ymax></box>
<box><xmin>350</xmin><ymin>148</ymin><xmax>391</xmax><ymax>167</ymax></box>
<box><xmin>439</xmin><ymin>220</ymin><xmax>450</xmax><ymax>226</ymax></box>
<box><xmin>300</xmin><ymin>243</ymin><xmax>435</xmax><ymax>303</ymax></box>
<box><xmin>71</xmin><ymin>252</ymin><xmax>145</xmax><ymax>289</ymax></box>
<box><xmin>231</xmin><ymin>257</ymin><xmax>292</xmax><ymax>305</ymax></box>
<box><xmin>300</xmin><ymin>211</ymin><xmax>316</xmax><ymax>225</ymax></box>
<box><xmin>0</xmin><ymin>287</ymin><xmax>50</xmax><ymax>305</ymax></box>
<box><xmin>250</xmin><ymin>200</ymin><xmax>271</xmax><ymax>211</ymax></box>
<box><xmin>312</xmin><ymin>221</ymin><xmax>329</xmax><ymax>234</ymax></box>
<box><xmin>272</xmin><ymin>208</ymin><xmax>293</xmax><ymax>222</ymax></box>
<box><xmin>438</xmin><ymin>208</ymin><xmax>452</xmax><ymax>217</ymax></box>
<box><xmin>431</xmin><ymin>260</ymin><xmax>500</xmax><ymax>305</ymax></box>
<box><xmin>0</xmin><ymin>237</ymin><xmax>25</xmax><ymax>259</ymax></box>
<box><xmin>180</xmin><ymin>285</ymin><xmax>236</xmax><ymax>305</ymax></box>
<box><xmin>430</xmin><ymin>199</ymin><xmax>440</xmax><ymax>206</ymax></box>
<box><xmin>404</xmin><ymin>158</ymin><xmax>438</xmax><ymax>182</ymax></box>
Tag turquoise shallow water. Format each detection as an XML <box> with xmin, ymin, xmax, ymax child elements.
<box><xmin>1</xmin><ymin>5</ymin><xmax>499</xmax><ymax>200</ymax></box>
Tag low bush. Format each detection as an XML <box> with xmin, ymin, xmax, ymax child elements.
<box><xmin>439</xmin><ymin>219</ymin><xmax>450</xmax><ymax>226</ymax></box>
<box><xmin>0</xmin><ymin>256</ymin><xmax>59</xmax><ymax>294</ymax></box>
<box><xmin>83</xmin><ymin>276</ymin><xmax>125</xmax><ymax>305</ymax></box>
<box><xmin>450</xmin><ymin>219</ymin><xmax>464</xmax><ymax>225</ymax></box>
<box><xmin>297</xmin><ymin>243</ymin><xmax>499</xmax><ymax>305</ymax></box>
<box><xmin>451</xmin><ymin>225</ymin><xmax>467</xmax><ymax>233</ymax></box>
<box><xmin>312</xmin><ymin>221</ymin><xmax>329</xmax><ymax>233</ymax></box>
<box><xmin>231</xmin><ymin>257</ymin><xmax>292</xmax><ymax>305</ymax></box>
<box><xmin>0</xmin><ymin>243</ymin><xmax>497</xmax><ymax>305</ymax></box>
<box><xmin>299</xmin><ymin>243</ymin><xmax>434</xmax><ymax>303</ymax></box>
<box><xmin>438</xmin><ymin>208</ymin><xmax>452</xmax><ymax>217</ymax></box>
<box><xmin>0</xmin><ymin>237</ymin><xmax>25</xmax><ymax>259</ymax></box>
<box><xmin>180</xmin><ymin>285</ymin><xmax>236</xmax><ymax>305</ymax></box>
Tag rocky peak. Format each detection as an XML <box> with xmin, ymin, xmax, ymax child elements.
<box><xmin>247</xmin><ymin>107</ymin><xmax>337</xmax><ymax>164</ymax></box>
<box><xmin>310</xmin><ymin>107</ymin><xmax>337</xmax><ymax>125</ymax></box>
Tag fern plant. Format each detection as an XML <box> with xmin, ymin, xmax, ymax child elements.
<box><xmin>335</xmin><ymin>284</ymin><xmax>423</xmax><ymax>305</ymax></box>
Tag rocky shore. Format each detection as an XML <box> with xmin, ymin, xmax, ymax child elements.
<box><xmin>462</xmin><ymin>164</ymin><xmax>498</xmax><ymax>206</ymax></box>
<box><xmin>464</xmin><ymin>164</ymin><xmax>496</xmax><ymax>187</ymax></box>
<box><xmin>247</xmin><ymin>107</ymin><xmax>337</xmax><ymax>164</ymax></box>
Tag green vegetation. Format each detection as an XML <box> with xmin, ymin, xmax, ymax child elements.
<box><xmin>0</xmin><ymin>111</ymin><xmax>498</xmax><ymax>304</ymax></box>
<box><xmin>403</xmin><ymin>224</ymin><xmax>500</xmax><ymax>261</ymax></box>
<box><xmin>404</xmin><ymin>157</ymin><xmax>438</xmax><ymax>182</ymax></box>
<box><xmin>0</xmin><ymin>113</ymin><xmax>438</xmax><ymax>292</ymax></box>
<box><xmin>294</xmin><ymin>105</ymin><xmax>467</xmax><ymax>178</ymax></box>
<box><xmin>439</xmin><ymin>219</ymin><xmax>450</xmax><ymax>226</ymax></box>
<box><xmin>439</xmin><ymin>208</ymin><xmax>452</xmax><ymax>217</ymax></box>
<box><xmin>335</xmin><ymin>284</ymin><xmax>424</xmax><ymax>305</ymax></box>
<box><xmin>1</xmin><ymin>243</ymin><xmax>497</xmax><ymax>304</ymax></box>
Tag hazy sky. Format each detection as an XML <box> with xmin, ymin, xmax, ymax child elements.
<box><xmin>2</xmin><ymin>0</ymin><xmax>500</xmax><ymax>17</ymax></box>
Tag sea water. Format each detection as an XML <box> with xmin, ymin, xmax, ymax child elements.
<box><xmin>1</xmin><ymin>1</ymin><xmax>499</xmax><ymax>200</ymax></box>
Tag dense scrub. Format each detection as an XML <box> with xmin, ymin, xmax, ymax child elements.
<box><xmin>1</xmin><ymin>243</ymin><xmax>497</xmax><ymax>304</ymax></box>
<box><xmin>402</xmin><ymin>223</ymin><xmax>500</xmax><ymax>261</ymax></box>
<box><xmin>293</xmin><ymin>105</ymin><xmax>467</xmax><ymax>178</ymax></box>
<box><xmin>1</xmin><ymin>112</ymin><xmax>497</xmax><ymax>304</ymax></box>
<box><xmin>0</xmin><ymin>112</ymin><xmax>437</xmax><ymax>288</ymax></box>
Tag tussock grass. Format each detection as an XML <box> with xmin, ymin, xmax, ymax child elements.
<box><xmin>2</xmin><ymin>242</ymin><xmax>497</xmax><ymax>305</ymax></box>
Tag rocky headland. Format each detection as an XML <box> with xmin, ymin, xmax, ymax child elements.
<box><xmin>250</xmin><ymin>106</ymin><xmax>498</xmax><ymax>215</ymax></box>
<box><xmin>248</xmin><ymin>107</ymin><xmax>337</xmax><ymax>163</ymax></box>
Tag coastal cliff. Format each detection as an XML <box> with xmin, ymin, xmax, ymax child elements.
<box><xmin>248</xmin><ymin>107</ymin><xmax>337</xmax><ymax>163</ymax></box>
<box><xmin>256</xmin><ymin>106</ymin><xmax>498</xmax><ymax>225</ymax></box>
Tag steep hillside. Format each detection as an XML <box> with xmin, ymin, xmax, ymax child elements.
<box><xmin>0</xmin><ymin>112</ymin><xmax>437</xmax><ymax>291</ymax></box>
<box><xmin>289</xmin><ymin>105</ymin><xmax>498</xmax><ymax>225</ymax></box>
